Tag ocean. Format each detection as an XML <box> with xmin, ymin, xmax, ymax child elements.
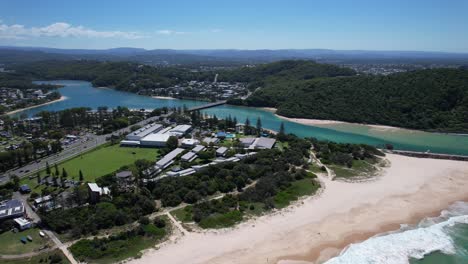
<box><xmin>324</xmin><ymin>201</ymin><xmax>468</xmax><ymax>264</ymax></box>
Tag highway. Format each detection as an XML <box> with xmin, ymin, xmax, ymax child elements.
<box><xmin>0</xmin><ymin>113</ymin><xmax>167</xmax><ymax>184</ymax></box>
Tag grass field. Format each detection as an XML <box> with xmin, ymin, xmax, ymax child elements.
<box><xmin>198</xmin><ymin>210</ymin><xmax>243</xmax><ymax>229</ymax></box>
<box><xmin>274</xmin><ymin>173</ymin><xmax>320</xmax><ymax>208</ymax></box>
<box><xmin>172</xmin><ymin>206</ymin><xmax>194</xmax><ymax>223</ymax></box>
<box><xmin>0</xmin><ymin>228</ymin><xmax>51</xmax><ymax>255</ymax></box>
<box><xmin>0</xmin><ymin>249</ymin><xmax>70</xmax><ymax>264</ymax></box>
<box><xmin>21</xmin><ymin>144</ymin><xmax>160</xmax><ymax>189</ymax></box>
<box><xmin>330</xmin><ymin>159</ymin><xmax>379</xmax><ymax>179</ymax></box>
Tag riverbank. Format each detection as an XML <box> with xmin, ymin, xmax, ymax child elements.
<box><xmin>262</xmin><ymin>107</ymin><xmax>409</xmax><ymax>132</ymax></box>
<box><xmin>6</xmin><ymin>96</ymin><xmax>68</xmax><ymax>115</ymax></box>
<box><xmin>128</xmin><ymin>154</ymin><xmax>468</xmax><ymax>264</ymax></box>
<box><xmin>151</xmin><ymin>95</ymin><xmax>176</xmax><ymax>100</ymax></box>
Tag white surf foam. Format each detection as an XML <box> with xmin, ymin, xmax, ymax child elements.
<box><xmin>324</xmin><ymin>202</ymin><xmax>468</xmax><ymax>264</ymax></box>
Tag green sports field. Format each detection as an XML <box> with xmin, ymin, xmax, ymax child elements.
<box><xmin>25</xmin><ymin>144</ymin><xmax>159</xmax><ymax>186</ymax></box>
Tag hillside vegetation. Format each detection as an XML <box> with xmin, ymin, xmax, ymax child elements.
<box><xmin>228</xmin><ymin>62</ymin><xmax>468</xmax><ymax>133</ymax></box>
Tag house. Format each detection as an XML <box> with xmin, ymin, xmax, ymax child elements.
<box><xmin>0</xmin><ymin>199</ymin><xmax>25</xmax><ymax>220</ymax></box>
<box><xmin>166</xmin><ymin>168</ymin><xmax>196</xmax><ymax>177</ymax></box>
<box><xmin>181</xmin><ymin>151</ymin><xmax>197</xmax><ymax>162</ymax></box>
<box><xmin>116</xmin><ymin>171</ymin><xmax>134</xmax><ymax>189</ymax></box>
<box><xmin>181</xmin><ymin>138</ymin><xmax>200</xmax><ymax>148</ymax></box>
<box><xmin>14</xmin><ymin>217</ymin><xmax>32</xmax><ymax>230</ymax></box>
<box><xmin>87</xmin><ymin>183</ymin><xmax>111</xmax><ymax>203</ymax></box>
<box><xmin>235</xmin><ymin>123</ymin><xmax>245</xmax><ymax>134</ymax></box>
<box><xmin>155</xmin><ymin>148</ymin><xmax>185</xmax><ymax>169</ymax></box>
<box><xmin>33</xmin><ymin>195</ymin><xmax>52</xmax><ymax>207</ymax></box>
<box><xmin>139</xmin><ymin>133</ymin><xmax>170</xmax><ymax>147</ymax></box>
<box><xmin>239</xmin><ymin>137</ymin><xmax>256</xmax><ymax>148</ymax></box>
<box><xmin>19</xmin><ymin>184</ymin><xmax>31</xmax><ymax>194</ymax></box>
<box><xmin>216</xmin><ymin>146</ymin><xmax>229</xmax><ymax>157</ymax></box>
<box><xmin>192</xmin><ymin>145</ymin><xmax>206</xmax><ymax>153</ymax></box>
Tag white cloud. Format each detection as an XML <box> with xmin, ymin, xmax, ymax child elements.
<box><xmin>156</xmin><ymin>29</ymin><xmax>187</xmax><ymax>35</ymax></box>
<box><xmin>0</xmin><ymin>22</ymin><xmax>145</xmax><ymax>39</ymax></box>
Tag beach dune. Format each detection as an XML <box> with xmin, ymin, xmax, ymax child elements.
<box><xmin>129</xmin><ymin>154</ymin><xmax>468</xmax><ymax>264</ymax></box>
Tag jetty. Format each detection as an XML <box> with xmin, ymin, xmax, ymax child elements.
<box><xmin>188</xmin><ymin>100</ymin><xmax>227</xmax><ymax>112</ymax></box>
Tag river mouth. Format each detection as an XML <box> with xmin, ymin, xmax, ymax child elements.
<box><xmin>12</xmin><ymin>80</ymin><xmax>468</xmax><ymax>156</ymax></box>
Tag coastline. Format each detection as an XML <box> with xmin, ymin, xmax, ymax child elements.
<box><xmin>5</xmin><ymin>96</ymin><xmax>68</xmax><ymax>115</ymax></box>
<box><xmin>152</xmin><ymin>95</ymin><xmax>176</xmax><ymax>100</ymax></box>
<box><xmin>128</xmin><ymin>154</ymin><xmax>468</xmax><ymax>264</ymax></box>
<box><xmin>261</xmin><ymin>107</ymin><xmax>409</xmax><ymax>132</ymax></box>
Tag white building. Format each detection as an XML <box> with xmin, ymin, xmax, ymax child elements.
<box><xmin>156</xmin><ymin>148</ymin><xmax>185</xmax><ymax>169</ymax></box>
<box><xmin>14</xmin><ymin>217</ymin><xmax>32</xmax><ymax>230</ymax></box>
<box><xmin>216</xmin><ymin>146</ymin><xmax>229</xmax><ymax>157</ymax></box>
<box><xmin>140</xmin><ymin>133</ymin><xmax>171</xmax><ymax>147</ymax></box>
<box><xmin>181</xmin><ymin>151</ymin><xmax>197</xmax><ymax>162</ymax></box>
<box><xmin>126</xmin><ymin>123</ymin><xmax>163</xmax><ymax>141</ymax></box>
<box><xmin>192</xmin><ymin>145</ymin><xmax>206</xmax><ymax>153</ymax></box>
<box><xmin>168</xmin><ymin>125</ymin><xmax>192</xmax><ymax>137</ymax></box>
<box><xmin>181</xmin><ymin>138</ymin><xmax>200</xmax><ymax>148</ymax></box>
<box><xmin>87</xmin><ymin>183</ymin><xmax>111</xmax><ymax>203</ymax></box>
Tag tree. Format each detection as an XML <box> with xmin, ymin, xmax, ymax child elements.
<box><xmin>256</xmin><ymin>117</ymin><xmax>262</xmax><ymax>136</ymax></box>
<box><xmin>62</xmin><ymin>168</ymin><xmax>68</xmax><ymax>178</ymax></box>
<box><xmin>245</xmin><ymin>118</ymin><xmax>251</xmax><ymax>135</ymax></box>
<box><xmin>37</xmin><ymin>172</ymin><xmax>41</xmax><ymax>184</ymax></box>
<box><xmin>279</xmin><ymin>122</ymin><xmax>285</xmax><ymax>135</ymax></box>
<box><xmin>79</xmin><ymin>170</ymin><xmax>84</xmax><ymax>182</ymax></box>
<box><xmin>54</xmin><ymin>163</ymin><xmax>59</xmax><ymax>176</ymax></box>
<box><xmin>166</xmin><ymin>136</ymin><xmax>179</xmax><ymax>150</ymax></box>
<box><xmin>45</xmin><ymin>161</ymin><xmax>51</xmax><ymax>175</ymax></box>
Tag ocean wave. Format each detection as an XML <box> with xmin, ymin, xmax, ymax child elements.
<box><xmin>324</xmin><ymin>201</ymin><xmax>468</xmax><ymax>264</ymax></box>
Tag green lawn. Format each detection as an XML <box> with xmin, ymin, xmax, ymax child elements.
<box><xmin>0</xmin><ymin>249</ymin><xmax>70</xmax><ymax>264</ymax></box>
<box><xmin>274</xmin><ymin>174</ymin><xmax>320</xmax><ymax>208</ymax></box>
<box><xmin>22</xmin><ymin>144</ymin><xmax>159</xmax><ymax>189</ymax></box>
<box><xmin>0</xmin><ymin>228</ymin><xmax>51</xmax><ymax>255</ymax></box>
<box><xmin>198</xmin><ymin>210</ymin><xmax>243</xmax><ymax>229</ymax></box>
<box><xmin>330</xmin><ymin>159</ymin><xmax>379</xmax><ymax>179</ymax></box>
<box><xmin>172</xmin><ymin>206</ymin><xmax>194</xmax><ymax>223</ymax></box>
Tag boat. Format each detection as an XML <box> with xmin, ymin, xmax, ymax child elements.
<box><xmin>39</xmin><ymin>231</ymin><xmax>45</xmax><ymax>237</ymax></box>
<box><xmin>27</xmin><ymin>235</ymin><xmax>33</xmax><ymax>241</ymax></box>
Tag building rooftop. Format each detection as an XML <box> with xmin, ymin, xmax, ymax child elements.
<box><xmin>254</xmin><ymin>137</ymin><xmax>277</xmax><ymax>149</ymax></box>
<box><xmin>181</xmin><ymin>151</ymin><xmax>197</xmax><ymax>161</ymax></box>
<box><xmin>170</xmin><ymin>125</ymin><xmax>191</xmax><ymax>133</ymax></box>
<box><xmin>216</xmin><ymin>146</ymin><xmax>228</xmax><ymax>154</ymax></box>
<box><xmin>239</xmin><ymin>137</ymin><xmax>256</xmax><ymax>145</ymax></box>
<box><xmin>156</xmin><ymin>148</ymin><xmax>185</xmax><ymax>168</ymax></box>
<box><xmin>141</xmin><ymin>133</ymin><xmax>170</xmax><ymax>143</ymax></box>
<box><xmin>192</xmin><ymin>145</ymin><xmax>206</xmax><ymax>153</ymax></box>
<box><xmin>116</xmin><ymin>170</ymin><xmax>133</xmax><ymax>178</ymax></box>
<box><xmin>0</xmin><ymin>199</ymin><xmax>24</xmax><ymax>220</ymax></box>
<box><xmin>127</xmin><ymin>123</ymin><xmax>163</xmax><ymax>139</ymax></box>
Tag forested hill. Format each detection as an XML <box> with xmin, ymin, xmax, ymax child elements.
<box><xmin>218</xmin><ymin>60</ymin><xmax>356</xmax><ymax>84</ymax></box>
<box><xmin>235</xmin><ymin>67</ymin><xmax>468</xmax><ymax>133</ymax></box>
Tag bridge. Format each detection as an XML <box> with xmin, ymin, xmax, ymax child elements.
<box><xmin>188</xmin><ymin>100</ymin><xmax>227</xmax><ymax>112</ymax></box>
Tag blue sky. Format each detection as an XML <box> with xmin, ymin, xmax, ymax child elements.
<box><xmin>0</xmin><ymin>0</ymin><xmax>467</xmax><ymax>52</ymax></box>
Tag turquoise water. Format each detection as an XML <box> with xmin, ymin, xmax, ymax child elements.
<box><xmin>13</xmin><ymin>80</ymin><xmax>468</xmax><ymax>156</ymax></box>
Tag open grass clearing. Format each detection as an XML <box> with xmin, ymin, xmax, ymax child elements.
<box><xmin>0</xmin><ymin>227</ymin><xmax>51</xmax><ymax>255</ymax></box>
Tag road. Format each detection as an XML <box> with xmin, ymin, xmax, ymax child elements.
<box><xmin>0</xmin><ymin>113</ymin><xmax>168</xmax><ymax>184</ymax></box>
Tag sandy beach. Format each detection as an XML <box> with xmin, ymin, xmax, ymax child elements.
<box><xmin>6</xmin><ymin>96</ymin><xmax>68</xmax><ymax>115</ymax></box>
<box><xmin>128</xmin><ymin>154</ymin><xmax>468</xmax><ymax>264</ymax></box>
<box><xmin>152</xmin><ymin>95</ymin><xmax>176</xmax><ymax>100</ymax></box>
<box><xmin>262</xmin><ymin>107</ymin><xmax>408</xmax><ymax>132</ymax></box>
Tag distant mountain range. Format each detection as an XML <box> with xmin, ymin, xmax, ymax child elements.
<box><xmin>1</xmin><ymin>46</ymin><xmax>468</xmax><ymax>66</ymax></box>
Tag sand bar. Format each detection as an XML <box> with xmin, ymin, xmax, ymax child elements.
<box><xmin>129</xmin><ymin>154</ymin><xmax>468</xmax><ymax>264</ymax></box>
<box><xmin>6</xmin><ymin>96</ymin><xmax>68</xmax><ymax>115</ymax></box>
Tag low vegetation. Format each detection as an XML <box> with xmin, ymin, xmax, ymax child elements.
<box><xmin>69</xmin><ymin>218</ymin><xmax>169</xmax><ymax>263</ymax></box>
